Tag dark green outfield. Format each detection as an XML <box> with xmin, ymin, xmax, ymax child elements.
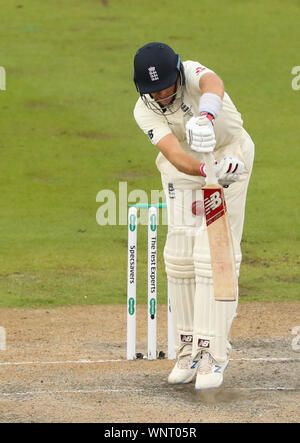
<box><xmin>0</xmin><ymin>0</ymin><xmax>299</xmax><ymax>307</ymax></box>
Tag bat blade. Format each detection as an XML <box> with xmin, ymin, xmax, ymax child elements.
<box><xmin>203</xmin><ymin>184</ymin><xmax>237</xmax><ymax>301</ymax></box>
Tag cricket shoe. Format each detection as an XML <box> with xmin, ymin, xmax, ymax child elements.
<box><xmin>168</xmin><ymin>347</ymin><xmax>200</xmax><ymax>385</ymax></box>
<box><xmin>195</xmin><ymin>351</ymin><xmax>229</xmax><ymax>390</ymax></box>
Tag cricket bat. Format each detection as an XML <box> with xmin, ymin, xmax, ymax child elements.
<box><xmin>202</xmin><ymin>153</ymin><xmax>237</xmax><ymax>301</ymax></box>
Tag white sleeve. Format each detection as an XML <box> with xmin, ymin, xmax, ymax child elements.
<box><xmin>183</xmin><ymin>60</ymin><xmax>215</xmax><ymax>95</ymax></box>
<box><xmin>133</xmin><ymin>98</ymin><xmax>172</xmax><ymax>145</ymax></box>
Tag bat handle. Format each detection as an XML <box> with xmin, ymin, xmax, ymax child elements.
<box><xmin>204</xmin><ymin>152</ymin><xmax>218</xmax><ymax>186</ymax></box>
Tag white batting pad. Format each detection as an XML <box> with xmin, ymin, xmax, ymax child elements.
<box><xmin>192</xmin><ymin>226</ymin><xmax>241</xmax><ymax>363</ymax></box>
<box><xmin>164</xmin><ymin>228</ymin><xmax>196</xmax><ymax>354</ymax></box>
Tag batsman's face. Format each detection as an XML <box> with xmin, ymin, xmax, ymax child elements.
<box><xmin>151</xmin><ymin>84</ymin><xmax>176</xmax><ymax>106</ymax></box>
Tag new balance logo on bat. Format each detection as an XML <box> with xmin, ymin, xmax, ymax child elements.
<box><xmin>204</xmin><ymin>191</ymin><xmax>222</xmax><ymax>213</ymax></box>
<box><xmin>203</xmin><ymin>188</ymin><xmax>226</xmax><ymax>226</ymax></box>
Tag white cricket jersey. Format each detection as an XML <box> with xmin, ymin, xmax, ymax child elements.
<box><xmin>134</xmin><ymin>60</ymin><xmax>244</xmax><ymax>157</ymax></box>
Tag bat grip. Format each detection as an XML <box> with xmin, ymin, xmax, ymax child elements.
<box><xmin>204</xmin><ymin>153</ymin><xmax>218</xmax><ymax>186</ymax></box>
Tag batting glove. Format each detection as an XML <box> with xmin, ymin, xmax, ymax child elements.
<box><xmin>186</xmin><ymin>114</ymin><xmax>216</xmax><ymax>153</ymax></box>
<box><xmin>198</xmin><ymin>156</ymin><xmax>245</xmax><ymax>187</ymax></box>
<box><xmin>215</xmin><ymin>156</ymin><xmax>245</xmax><ymax>186</ymax></box>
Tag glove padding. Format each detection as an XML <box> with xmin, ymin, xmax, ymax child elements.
<box><xmin>186</xmin><ymin>115</ymin><xmax>216</xmax><ymax>153</ymax></box>
<box><xmin>200</xmin><ymin>156</ymin><xmax>245</xmax><ymax>186</ymax></box>
<box><xmin>214</xmin><ymin>156</ymin><xmax>245</xmax><ymax>186</ymax></box>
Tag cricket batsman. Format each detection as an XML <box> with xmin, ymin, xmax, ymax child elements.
<box><xmin>133</xmin><ymin>42</ymin><xmax>254</xmax><ymax>389</ymax></box>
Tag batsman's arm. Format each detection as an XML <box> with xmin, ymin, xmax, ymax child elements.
<box><xmin>199</xmin><ymin>72</ymin><xmax>224</xmax><ymax>99</ymax></box>
<box><xmin>157</xmin><ymin>133</ymin><xmax>205</xmax><ymax>176</ymax></box>
<box><xmin>198</xmin><ymin>72</ymin><xmax>224</xmax><ymax>119</ymax></box>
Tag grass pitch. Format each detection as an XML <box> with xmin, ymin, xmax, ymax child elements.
<box><xmin>0</xmin><ymin>0</ymin><xmax>299</xmax><ymax>307</ymax></box>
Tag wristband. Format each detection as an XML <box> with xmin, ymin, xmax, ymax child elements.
<box><xmin>198</xmin><ymin>163</ymin><xmax>206</xmax><ymax>177</ymax></box>
<box><xmin>200</xmin><ymin>111</ymin><xmax>214</xmax><ymax>122</ymax></box>
<box><xmin>199</xmin><ymin>92</ymin><xmax>223</xmax><ymax>119</ymax></box>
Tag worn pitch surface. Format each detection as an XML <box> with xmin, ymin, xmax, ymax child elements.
<box><xmin>0</xmin><ymin>303</ymin><xmax>299</xmax><ymax>423</ymax></box>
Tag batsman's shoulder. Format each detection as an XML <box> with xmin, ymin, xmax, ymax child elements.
<box><xmin>183</xmin><ymin>60</ymin><xmax>214</xmax><ymax>77</ymax></box>
<box><xmin>133</xmin><ymin>95</ymin><xmax>144</xmax><ymax>112</ymax></box>
<box><xmin>183</xmin><ymin>60</ymin><xmax>215</xmax><ymax>93</ymax></box>
<box><xmin>133</xmin><ymin>96</ymin><xmax>146</xmax><ymax>122</ymax></box>
<box><xmin>133</xmin><ymin>96</ymin><xmax>164</xmax><ymax>124</ymax></box>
